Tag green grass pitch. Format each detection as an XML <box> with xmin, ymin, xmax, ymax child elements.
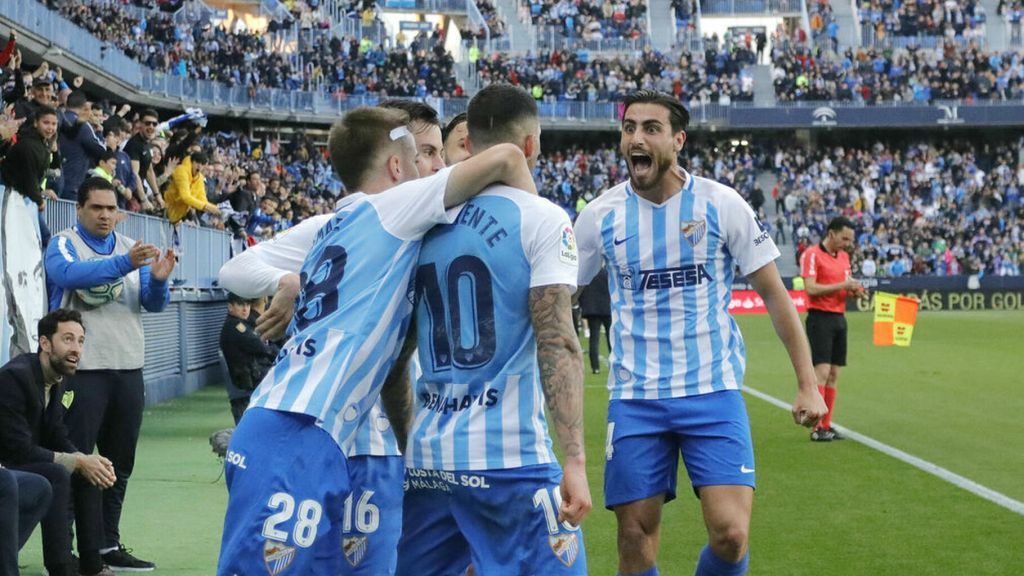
<box><xmin>18</xmin><ymin>310</ymin><xmax>1024</xmax><ymax>575</ymax></box>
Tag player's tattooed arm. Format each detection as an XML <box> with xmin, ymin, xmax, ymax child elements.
<box><xmin>381</xmin><ymin>322</ymin><xmax>418</xmax><ymax>453</ymax></box>
<box><xmin>529</xmin><ymin>284</ymin><xmax>586</xmax><ymax>462</ymax></box>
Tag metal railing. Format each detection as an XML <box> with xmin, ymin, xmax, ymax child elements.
<box><xmin>380</xmin><ymin>0</ymin><xmax>470</xmax><ymax>11</ymax></box>
<box><xmin>2</xmin><ymin>0</ymin><xmax>144</xmax><ymax>86</ymax></box>
<box><xmin>173</xmin><ymin>0</ymin><xmax>223</xmax><ymax>25</ymax></box>
<box><xmin>700</xmin><ymin>0</ymin><xmax>802</xmax><ymax>15</ymax></box>
<box><xmin>534</xmin><ymin>26</ymin><xmax>650</xmax><ymax>52</ymax></box>
<box><xmin>334</xmin><ymin>17</ymin><xmax>390</xmax><ymax>45</ymax></box>
<box><xmin>44</xmin><ymin>199</ymin><xmax>231</xmax><ymax>290</ymax></box>
<box><xmin>736</xmin><ymin>98</ymin><xmax>1024</xmax><ymax>108</ymax></box>
<box><xmin>466</xmin><ymin>0</ymin><xmax>493</xmax><ymax>48</ymax></box>
<box><xmin>858</xmin><ymin>23</ymin><xmax>987</xmax><ymax>49</ymax></box>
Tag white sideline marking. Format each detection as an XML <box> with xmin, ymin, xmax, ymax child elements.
<box><xmin>744</xmin><ymin>386</ymin><xmax>1024</xmax><ymax>517</ymax></box>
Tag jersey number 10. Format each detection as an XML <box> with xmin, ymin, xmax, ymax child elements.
<box><xmin>416</xmin><ymin>255</ymin><xmax>497</xmax><ymax>371</ymax></box>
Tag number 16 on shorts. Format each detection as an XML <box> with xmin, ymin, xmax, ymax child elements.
<box><xmin>341</xmin><ymin>490</ymin><xmax>378</xmax><ymax>568</ymax></box>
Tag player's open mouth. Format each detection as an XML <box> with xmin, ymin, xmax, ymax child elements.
<box><xmin>630</xmin><ymin>152</ymin><xmax>652</xmax><ymax>176</ymax></box>
<box><xmin>66</xmin><ymin>355</ymin><xmax>79</xmax><ymax>367</ymax></box>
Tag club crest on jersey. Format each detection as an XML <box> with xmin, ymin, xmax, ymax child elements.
<box><xmin>617</xmin><ymin>265</ymin><xmax>636</xmax><ymax>290</ymax></box>
<box><xmin>343</xmin><ymin>536</ymin><xmax>368</xmax><ymax>567</ymax></box>
<box><xmin>681</xmin><ymin>220</ymin><xmax>707</xmax><ymax>247</ymax></box>
<box><xmin>263</xmin><ymin>540</ymin><xmax>295</xmax><ymax>576</ymax></box>
<box><xmin>549</xmin><ymin>533</ymin><xmax>580</xmax><ymax>567</ymax></box>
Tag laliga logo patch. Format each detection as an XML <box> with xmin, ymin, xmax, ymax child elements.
<box><xmin>343</xmin><ymin>536</ymin><xmax>368</xmax><ymax>567</ymax></box>
<box><xmin>681</xmin><ymin>220</ymin><xmax>707</xmax><ymax>247</ymax></box>
<box><xmin>549</xmin><ymin>533</ymin><xmax>580</xmax><ymax>567</ymax></box>
<box><xmin>263</xmin><ymin>539</ymin><xmax>296</xmax><ymax>576</ymax></box>
<box><xmin>559</xmin><ymin>226</ymin><xmax>578</xmax><ymax>264</ymax></box>
<box><xmin>62</xmin><ymin>390</ymin><xmax>75</xmax><ymax>410</ymax></box>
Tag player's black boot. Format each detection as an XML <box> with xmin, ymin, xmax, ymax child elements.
<box><xmin>810</xmin><ymin>428</ymin><xmax>835</xmax><ymax>442</ymax></box>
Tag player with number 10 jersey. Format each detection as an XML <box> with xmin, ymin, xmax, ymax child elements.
<box><xmin>398</xmin><ymin>85</ymin><xmax>590</xmax><ymax>576</ymax></box>
<box><xmin>217</xmin><ymin>107</ymin><xmax>538</xmax><ymax>576</ymax></box>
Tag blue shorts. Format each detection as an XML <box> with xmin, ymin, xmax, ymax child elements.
<box><xmin>341</xmin><ymin>455</ymin><xmax>405</xmax><ymax>575</ymax></box>
<box><xmin>604</xmin><ymin>390</ymin><xmax>755</xmax><ymax>509</ymax></box>
<box><xmin>396</xmin><ymin>464</ymin><xmax>587</xmax><ymax>576</ymax></box>
<box><xmin>218</xmin><ymin>408</ymin><xmax>350</xmax><ymax>576</ymax></box>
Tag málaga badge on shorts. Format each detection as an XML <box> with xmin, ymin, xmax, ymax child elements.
<box><xmin>263</xmin><ymin>539</ymin><xmax>295</xmax><ymax>576</ymax></box>
<box><xmin>681</xmin><ymin>220</ymin><xmax>707</xmax><ymax>247</ymax></box>
<box><xmin>549</xmin><ymin>533</ymin><xmax>580</xmax><ymax>567</ymax></box>
<box><xmin>343</xmin><ymin>535</ymin><xmax>368</xmax><ymax>567</ymax></box>
<box><xmin>62</xmin><ymin>390</ymin><xmax>74</xmax><ymax>410</ymax></box>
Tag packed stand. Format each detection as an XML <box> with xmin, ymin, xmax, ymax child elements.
<box><xmin>808</xmin><ymin>0</ymin><xmax>840</xmax><ymax>51</ymax></box>
<box><xmin>997</xmin><ymin>1</ymin><xmax>1024</xmax><ymax>47</ymax></box>
<box><xmin>0</xmin><ymin>43</ymin><xmax>339</xmax><ymax>251</ymax></box>
<box><xmin>475</xmin><ymin>0</ymin><xmax>508</xmax><ymax>38</ymax></box>
<box><xmin>311</xmin><ymin>31</ymin><xmax>463</xmax><ymax>98</ymax></box>
<box><xmin>522</xmin><ymin>0</ymin><xmax>648</xmax><ymax>44</ymax></box>
<box><xmin>771</xmin><ymin>141</ymin><xmax>1023</xmax><ymax>277</ymax></box>
<box><xmin>535</xmin><ymin>140</ymin><xmax>764</xmax><ymax>219</ymax></box>
<box><xmin>476</xmin><ymin>41</ymin><xmax>754</xmax><ymax>104</ymax></box>
<box><xmin>772</xmin><ymin>25</ymin><xmax>1024</xmax><ymax>102</ymax></box>
<box><xmin>858</xmin><ymin>0</ymin><xmax>986</xmax><ymax>44</ymax></box>
<box><xmin>41</xmin><ymin>0</ymin><xmax>461</xmax><ymax>98</ymax></box>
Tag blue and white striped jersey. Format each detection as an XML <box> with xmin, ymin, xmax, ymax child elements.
<box><xmin>248</xmin><ymin>168</ymin><xmax>456</xmax><ymax>454</ymax></box>
<box><xmin>218</xmin><ymin>211</ymin><xmax>402</xmax><ymax>457</ymax></box>
<box><xmin>574</xmin><ymin>171</ymin><xmax>780</xmax><ymax>401</ymax></box>
<box><xmin>406</xmin><ymin>187</ymin><xmax>578</xmax><ymax>471</ymax></box>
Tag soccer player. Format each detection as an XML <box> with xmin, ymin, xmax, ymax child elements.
<box><xmin>217</xmin><ymin>102</ymin><xmax>448</xmax><ymax>575</ymax></box>
<box><xmin>379</xmin><ymin>99</ymin><xmax>446</xmax><ymax>176</ymax></box>
<box><xmin>799</xmin><ymin>216</ymin><xmax>865</xmax><ymax>442</ymax></box>
<box><xmin>397</xmin><ymin>83</ymin><xmax>591</xmax><ymax>576</ymax></box>
<box><xmin>441</xmin><ymin>113</ymin><xmax>470</xmax><ymax>165</ymax></box>
<box><xmin>573</xmin><ymin>90</ymin><xmax>827</xmax><ymax>576</ymax></box>
<box><xmin>216</xmin><ymin>106</ymin><xmax>536</xmax><ymax>576</ymax></box>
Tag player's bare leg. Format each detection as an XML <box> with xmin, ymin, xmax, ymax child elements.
<box><xmin>614</xmin><ymin>494</ymin><xmax>664</xmax><ymax>574</ymax></box>
<box><xmin>697</xmin><ymin>485</ymin><xmax>752</xmax><ymax>563</ymax></box>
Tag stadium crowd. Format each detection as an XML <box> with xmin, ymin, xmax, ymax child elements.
<box><xmin>772</xmin><ymin>38</ymin><xmax>1024</xmax><ymax>102</ymax></box>
<box><xmin>3</xmin><ymin>1</ymin><xmax>1024</xmax><ymax>573</ymax></box>
<box><xmin>476</xmin><ymin>40</ymin><xmax>755</xmax><ymax>104</ymax></box>
<box><xmin>772</xmin><ymin>140</ymin><xmax>1023</xmax><ymax>277</ymax></box>
<box><xmin>521</xmin><ymin>0</ymin><xmax>648</xmax><ymax>43</ymax></box>
<box><xmin>45</xmin><ymin>0</ymin><xmax>463</xmax><ymax>97</ymax></box>
<box><xmin>858</xmin><ymin>0</ymin><xmax>986</xmax><ymax>42</ymax></box>
<box><xmin>536</xmin><ymin>139</ymin><xmax>762</xmax><ymax>217</ymax></box>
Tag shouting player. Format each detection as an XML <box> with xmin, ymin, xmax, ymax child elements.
<box><xmin>573</xmin><ymin>90</ymin><xmax>827</xmax><ymax>576</ymax></box>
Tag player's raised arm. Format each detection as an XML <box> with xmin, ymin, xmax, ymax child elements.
<box><xmin>747</xmin><ymin>262</ymin><xmax>827</xmax><ymax>428</ymax></box>
<box><xmin>442</xmin><ymin>142</ymin><xmax>536</xmax><ymax>208</ymax></box>
<box><xmin>529</xmin><ymin>283</ymin><xmax>591</xmax><ymax>526</ymax></box>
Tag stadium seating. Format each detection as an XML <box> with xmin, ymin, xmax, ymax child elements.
<box><xmin>476</xmin><ymin>40</ymin><xmax>754</xmax><ymax>104</ymax></box>
<box><xmin>857</xmin><ymin>0</ymin><xmax>986</xmax><ymax>47</ymax></box>
<box><xmin>523</xmin><ymin>0</ymin><xmax>649</xmax><ymax>48</ymax></box>
<box><xmin>773</xmin><ymin>141</ymin><xmax>1022</xmax><ymax>276</ymax></box>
